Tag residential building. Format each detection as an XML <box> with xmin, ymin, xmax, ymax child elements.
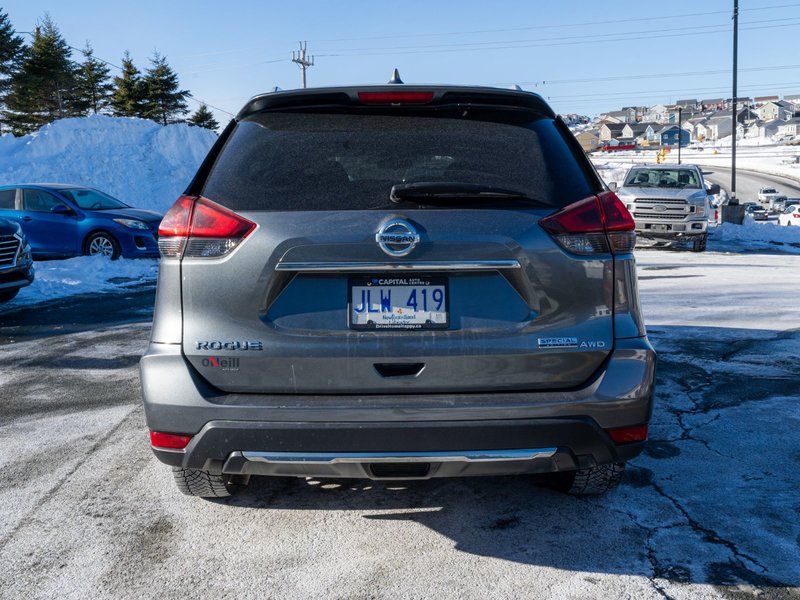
<box><xmin>598</xmin><ymin>122</ymin><xmax>626</xmax><ymax>142</ymax></box>
<box><xmin>701</xmin><ymin>98</ymin><xmax>725</xmax><ymax>111</ymax></box>
<box><xmin>755</xmin><ymin>100</ymin><xmax>794</xmax><ymax>122</ymax></box>
<box><xmin>777</xmin><ymin>117</ymin><xmax>800</xmax><ymax>138</ymax></box>
<box><xmin>754</xmin><ymin>95</ymin><xmax>780</xmax><ymax>106</ymax></box>
<box><xmin>644</xmin><ymin>104</ymin><xmax>668</xmax><ymax>123</ymax></box>
<box><xmin>704</xmin><ymin>116</ymin><xmax>733</xmax><ymax>140</ymax></box>
<box><xmin>658</xmin><ymin>125</ymin><xmax>690</xmax><ymax>147</ymax></box>
<box><xmin>575</xmin><ymin>129</ymin><xmax>602</xmax><ymax>153</ymax></box>
<box><xmin>621</xmin><ymin>122</ymin><xmax>658</xmax><ymax>144</ymax></box>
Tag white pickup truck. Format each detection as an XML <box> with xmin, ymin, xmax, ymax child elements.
<box><xmin>615</xmin><ymin>164</ymin><xmax>718</xmax><ymax>252</ymax></box>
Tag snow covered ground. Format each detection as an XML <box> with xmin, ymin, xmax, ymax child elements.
<box><xmin>0</xmin><ymin>115</ymin><xmax>217</xmax><ymax>212</ymax></box>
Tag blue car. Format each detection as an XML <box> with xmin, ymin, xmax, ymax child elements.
<box><xmin>0</xmin><ymin>184</ymin><xmax>163</xmax><ymax>259</ymax></box>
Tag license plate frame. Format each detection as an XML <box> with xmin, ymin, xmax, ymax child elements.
<box><xmin>348</xmin><ymin>276</ymin><xmax>449</xmax><ymax>331</ymax></box>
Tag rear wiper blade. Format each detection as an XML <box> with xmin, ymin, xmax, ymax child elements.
<box><xmin>390</xmin><ymin>182</ymin><xmax>543</xmax><ymax>205</ymax></box>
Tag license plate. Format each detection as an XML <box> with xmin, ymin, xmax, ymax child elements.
<box><xmin>349</xmin><ymin>276</ymin><xmax>448</xmax><ymax>330</ymax></box>
<box><xmin>652</xmin><ymin>224</ymin><xmax>669</xmax><ymax>232</ymax></box>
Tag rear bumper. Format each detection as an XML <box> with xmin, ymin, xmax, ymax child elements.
<box><xmin>140</xmin><ymin>337</ymin><xmax>656</xmax><ymax>478</ymax></box>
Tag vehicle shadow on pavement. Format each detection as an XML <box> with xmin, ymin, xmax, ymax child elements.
<box><xmin>219</xmin><ymin>324</ymin><xmax>800</xmax><ymax>594</ymax></box>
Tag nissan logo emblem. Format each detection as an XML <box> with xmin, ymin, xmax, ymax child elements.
<box><xmin>375</xmin><ymin>219</ymin><xmax>420</xmax><ymax>257</ymax></box>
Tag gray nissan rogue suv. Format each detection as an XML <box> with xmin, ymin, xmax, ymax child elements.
<box><xmin>140</xmin><ymin>84</ymin><xmax>656</xmax><ymax>498</ymax></box>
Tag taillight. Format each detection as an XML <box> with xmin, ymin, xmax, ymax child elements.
<box><xmin>540</xmin><ymin>191</ymin><xmax>636</xmax><ymax>255</ymax></box>
<box><xmin>358</xmin><ymin>91</ymin><xmax>434</xmax><ymax>104</ymax></box>
<box><xmin>149</xmin><ymin>431</ymin><xmax>193</xmax><ymax>450</ymax></box>
<box><xmin>157</xmin><ymin>195</ymin><xmax>256</xmax><ymax>259</ymax></box>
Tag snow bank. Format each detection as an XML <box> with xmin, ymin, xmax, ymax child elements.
<box><xmin>2</xmin><ymin>256</ymin><xmax>157</xmax><ymax>309</ymax></box>
<box><xmin>0</xmin><ymin>115</ymin><xmax>217</xmax><ymax>212</ymax></box>
<box><xmin>710</xmin><ymin>220</ymin><xmax>800</xmax><ymax>253</ymax></box>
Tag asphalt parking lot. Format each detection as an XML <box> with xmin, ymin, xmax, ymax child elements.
<box><xmin>0</xmin><ymin>251</ymin><xmax>798</xmax><ymax>600</ymax></box>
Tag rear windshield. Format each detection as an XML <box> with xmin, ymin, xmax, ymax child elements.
<box><xmin>201</xmin><ymin>111</ymin><xmax>593</xmax><ymax>211</ymax></box>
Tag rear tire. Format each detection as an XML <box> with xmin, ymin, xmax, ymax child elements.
<box><xmin>553</xmin><ymin>462</ymin><xmax>626</xmax><ymax>495</ymax></box>
<box><xmin>0</xmin><ymin>289</ymin><xmax>19</xmax><ymax>303</ymax></box>
<box><xmin>171</xmin><ymin>467</ymin><xmax>246</xmax><ymax>498</ymax></box>
<box><xmin>691</xmin><ymin>234</ymin><xmax>707</xmax><ymax>252</ymax></box>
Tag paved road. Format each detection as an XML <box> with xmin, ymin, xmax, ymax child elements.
<box><xmin>1</xmin><ymin>257</ymin><xmax>798</xmax><ymax>599</ymax></box>
<box><xmin>704</xmin><ymin>166</ymin><xmax>800</xmax><ymax>204</ymax></box>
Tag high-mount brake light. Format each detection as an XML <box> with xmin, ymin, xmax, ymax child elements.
<box><xmin>358</xmin><ymin>91</ymin><xmax>434</xmax><ymax>104</ymax></box>
<box><xmin>157</xmin><ymin>195</ymin><xmax>256</xmax><ymax>259</ymax></box>
<box><xmin>540</xmin><ymin>191</ymin><xmax>636</xmax><ymax>255</ymax></box>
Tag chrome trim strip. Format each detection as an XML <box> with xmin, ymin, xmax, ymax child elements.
<box><xmin>275</xmin><ymin>260</ymin><xmax>521</xmax><ymax>272</ymax></box>
<box><xmin>241</xmin><ymin>448</ymin><xmax>557</xmax><ymax>464</ymax></box>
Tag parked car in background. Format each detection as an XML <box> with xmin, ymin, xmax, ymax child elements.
<box><xmin>745</xmin><ymin>204</ymin><xmax>769</xmax><ymax>221</ymax></box>
<box><xmin>0</xmin><ymin>185</ymin><xmax>163</xmax><ymax>259</ymax></box>
<box><xmin>757</xmin><ymin>186</ymin><xmax>780</xmax><ymax>205</ymax></box>
<box><xmin>778</xmin><ymin>203</ymin><xmax>800</xmax><ymax>226</ymax></box>
<box><xmin>770</xmin><ymin>196</ymin><xmax>794</xmax><ymax>213</ymax></box>
<box><xmin>0</xmin><ymin>217</ymin><xmax>34</xmax><ymax>303</ymax></box>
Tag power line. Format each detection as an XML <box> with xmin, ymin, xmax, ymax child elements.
<box><xmin>493</xmin><ymin>64</ymin><xmax>800</xmax><ymax>87</ymax></box>
<box><xmin>314</xmin><ymin>18</ymin><xmax>800</xmax><ymax>58</ymax></box>
<box><xmin>309</xmin><ymin>2</ymin><xmax>800</xmax><ymax>42</ymax></box>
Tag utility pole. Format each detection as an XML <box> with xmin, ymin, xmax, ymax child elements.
<box><xmin>292</xmin><ymin>41</ymin><xmax>314</xmax><ymax>89</ymax></box>
<box><xmin>677</xmin><ymin>106</ymin><xmax>682</xmax><ymax>165</ymax></box>
<box><xmin>731</xmin><ymin>0</ymin><xmax>739</xmax><ymax>202</ymax></box>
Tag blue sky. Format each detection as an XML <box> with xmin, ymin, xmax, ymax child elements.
<box><xmin>4</xmin><ymin>0</ymin><xmax>800</xmax><ymax>124</ymax></box>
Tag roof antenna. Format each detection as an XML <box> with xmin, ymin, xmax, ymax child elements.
<box><xmin>512</xmin><ymin>84</ymin><xmax>523</xmax><ymax>91</ymax></box>
<box><xmin>388</xmin><ymin>68</ymin><xmax>404</xmax><ymax>84</ymax></box>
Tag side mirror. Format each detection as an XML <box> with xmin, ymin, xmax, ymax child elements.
<box><xmin>607</xmin><ymin>181</ymin><xmax>618</xmax><ymax>192</ymax></box>
<box><xmin>51</xmin><ymin>204</ymin><xmax>72</xmax><ymax>215</ymax></box>
<box><xmin>707</xmin><ymin>184</ymin><xmax>721</xmax><ymax>196</ymax></box>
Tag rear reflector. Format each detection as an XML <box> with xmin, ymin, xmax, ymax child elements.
<box><xmin>540</xmin><ymin>191</ymin><xmax>636</xmax><ymax>255</ymax></box>
<box><xmin>149</xmin><ymin>431</ymin><xmax>193</xmax><ymax>450</ymax></box>
<box><xmin>358</xmin><ymin>91</ymin><xmax>434</xmax><ymax>104</ymax></box>
<box><xmin>606</xmin><ymin>424</ymin><xmax>648</xmax><ymax>444</ymax></box>
<box><xmin>158</xmin><ymin>195</ymin><xmax>256</xmax><ymax>259</ymax></box>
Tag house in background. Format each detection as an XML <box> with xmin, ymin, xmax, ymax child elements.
<box><xmin>777</xmin><ymin>117</ymin><xmax>800</xmax><ymax>138</ymax></box>
<box><xmin>756</xmin><ymin>100</ymin><xmax>794</xmax><ymax>122</ymax></box>
<box><xmin>747</xmin><ymin>119</ymin><xmax>782</xmax><ymax>139</ymax></box>
<box><xmin>658</xmin><ymin>125</ymin><xmax>690</xmax><ymax>147</ymax></box>
<box><xmin>703</xmin><ymin>116</ymin><xmax>733</xmax><ymax>140</ymax></box>
<box><xmin>701</xmin><ymin>98</ymin><xmax>725</xmax><ymax>111</ymax></box>
<box><xmin>598</xmin><ymin>122</ymin><xmax>626</xmax><ymax>142</ymax></box>
<box><xmin>644</xmin><ymin>104</ymin><xmax>668</xmax><ymax>123</ymax></box>
<box><xmin>676</xmin><ymin>99</ymin><xmax>699</xmax><ymax>111</ymax></box>
<box><xmin>622</xmin><ymin>122</ymin><xmax>658</xmax><ymax>145</ymax></box>
<box><xmin>575</xmin><ymin>129</ymin><xmax>602</xmax><ymax>153</ymax></box>
<box><xmin>754</xmin><ymin>95</ymin><xmax>780</xmax><ymax>106</ymax></box>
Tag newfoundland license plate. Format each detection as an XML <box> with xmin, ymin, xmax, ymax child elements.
<box><xmin>349</xmin><ymin>276</ymin><xmax>448</xmax><ymax>330</ymax></box>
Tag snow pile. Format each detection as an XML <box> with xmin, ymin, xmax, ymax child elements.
<box><xmin>0</xmin><ymin>115</ymin><xmax>217</xmax><ymax>212</ymax></box>
<box><xmin>3</xmin><ymin>256</ymin><xmax>157</xmax><ymax>309</ymax></box>
<box><xmin>592</xmin><ymin>160</ymin><xmax>634</xmax><ymax>187</ymax></box>
<box><xmin>710</xmin><ymin>220</ymin><xmax>800</xmax><ymax>253</ymax></box>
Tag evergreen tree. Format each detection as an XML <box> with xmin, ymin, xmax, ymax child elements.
<box><xmin>4</xmin><ymin>15</ymin><xmax>78</xmax><ymax>135</ymax></box>
<box><xmin>0</xmin><ymin>8</ymin><xmax>25</xmax><ymax>124</ymax></box>
<box><xmin>109</xmin><ymin>51</ymin><xmax>145</xmax><ymax>117</ymax></box>
<box><xmin>188</xmin><ymin>103</ymin><xmax>218</xmax><ymax>131</ymax></box>
<box><xmin>74</xmin><ymin>42</ymin><xmax>113</xmax><ymax>115</ymax></box>
<box><xmin>141</xmin><ymin>52</ymin><xmax>189</xmax><ymax>125</ymax></box>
